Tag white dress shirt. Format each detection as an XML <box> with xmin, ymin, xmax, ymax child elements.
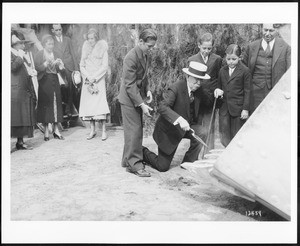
<box><xmin>229</xmin><ymin>67</ymin><xmax>236</xmax><ymax>77</ymax></box>
<box><xmin>261</xmin><ymin>38</ymin><xmax>275</xmax><ymax>51</ymax></box>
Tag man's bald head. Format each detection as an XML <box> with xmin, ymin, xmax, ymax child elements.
<box><xmin>262</xmin><ymin>23</ymin><xmax>278</xmax><ymax>43</ymax></box>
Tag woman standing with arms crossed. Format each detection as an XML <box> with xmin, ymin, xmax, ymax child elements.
<box><xmin>79</xmin><ymin>28</ymin><xmax>110</xmax><ymax>140</ymax></box>
<box><xmin>34</xmin><ymin>34</ymin><xmax>65</xmax><ymax>141</ymax></box>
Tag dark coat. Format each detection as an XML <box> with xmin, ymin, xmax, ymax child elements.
<box><xmin>188</xmin><ymin>52</ymin><xmax>223</xmax><ymax>117</ymax></box>
<box><xmin>11</xmin><ymin>52</ymin><xmax>36</xmax><ymax>127</ymax></box>
<box><xmin>242</xmin><ymin>37</ymin><xmax>291</xmax><ymax>88</ymax></box>
<box><xmin>52</xmin><ymin>35</ymin><xmax>79</xmax><ymax>72</ymax></box>
<box><xmin>153</xmin><ymin>79</ymin><xmax>191</xmax><ymax>155</ymax></box>
<box><xmin>34</xmin><ymin>50</ymin><xmax>64</xmax><ymax>123</ymax></box>
<box><xmin>218</xmin><ymin>62</ymin><xmax>251</xmax><ymax>117</ymax></box>
<box><xmin>118</xmin><ymin>46</ymin><xmax>150</xmax><ymax>107</ymax></box>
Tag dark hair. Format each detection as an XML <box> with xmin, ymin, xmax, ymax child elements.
<box><xmin>139</xmin><ymin>28</ymin><xmax>157</xmax><ymax>42</ymax></box>
<box><xmin>41</xmin><ymin>34</ymin><xmax>54</xmax><ymax>47</ymax></box>
<box><xmin>197</xmin><ymin>32</ymin><xmax>214</xmax><ymax>46</ymax></box>
<box><xmin>225</xmin><ymin>44</ymin><xmax>241</xmax><ymax>57</ymax></box>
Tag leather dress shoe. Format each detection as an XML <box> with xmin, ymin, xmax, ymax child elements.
<box><xmin>53</xmin><ymin>132</ymin><xmax>65</xmax><ymax>140</ymax></box>
<box><xmin>126</xmin><ymin>168</ymin><xmax>151</xmax><ymax>177</ymax></box>
<box><xmin>16</xmin><ymin>143</ymin><xmax>33</xmax><ymax>150</ymax></box>
<box><xmin>44</xmin><ymin>137</ymin><xmax>50</xmax><ymax>141</ymax></box>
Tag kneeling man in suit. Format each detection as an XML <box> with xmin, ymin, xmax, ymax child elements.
<box><xmin>143</xmin><ymin>61</ymin><xmax>210</xmax><ymax>172</ymax></box>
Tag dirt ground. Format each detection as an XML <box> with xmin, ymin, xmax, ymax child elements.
<box><xmin>10</xmin><ymin>124</ymin><xmax>284</xmax><ymax>221</ymax></box>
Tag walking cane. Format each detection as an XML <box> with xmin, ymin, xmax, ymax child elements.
<box><xmin>201</xmin><ymin>96</ymin><xmax>217</xmax><ymax>159</ymax></box>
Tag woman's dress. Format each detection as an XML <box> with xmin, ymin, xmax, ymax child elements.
<box><xmin>79</xmin><ymin>40</ymin><xmax>110</xmax><ymax>121</ymax></box>
<box><xmin>11</xmin><ymin>51</ymin><xmax>36</xmax><ymax>138</ymax></box>
<box><xmin>34</xmin><ymin>49</ymin><xmax>63</xmax><ymax>124</ymax></box>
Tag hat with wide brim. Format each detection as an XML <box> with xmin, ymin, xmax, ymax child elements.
<box><xmin>182</xmin><ymin>61</ymin><xmax>210</xmax><ymax>80</ymax></box>
<box><xmin>11</xmin><ymin>34</ymin><xmax>33</xmax><ymax>46</ymax></box>
<box><xmin>72</xmin><ymin>71</ymin><xmax>82</xmax><ymax>88</ymax></box>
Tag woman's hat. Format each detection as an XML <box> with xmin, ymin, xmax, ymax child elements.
<box><xmin>11</xmin><ymin>33</ymin><xmax>33</xmax><ymax>46</ymax></box>
<box><xmin>182</xmin><ymin>61</ymin><xmax>210</xmax><ymax>79</ymax></box>
<box><xmin>72</xmin><ymin>71</ymin><xmax>82</xmax><ymax>88</ymax></box>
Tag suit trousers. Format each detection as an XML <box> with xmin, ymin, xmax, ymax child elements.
<box><xmin>120</xmin><ymin>103</ymin><xmax>144</xmax><ymax>172</ymax></box>
<box><xmin>143</xmin><ymin>130</ymin><xmax>201</xmax><ymax>172</ymax></box>
<box><xmin>219</xmin><ymin>112</ymin><xmax>245</xmax><ymax>147</ymax></box>
<box><xmin>250</xmin><ymin>83</ymin><xmax>272</xmax><ymax>114</ymax></box>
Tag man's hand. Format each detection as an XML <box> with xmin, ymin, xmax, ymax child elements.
<box><xmin>140</xmin><ymin>103</ymin><xmax>153</xmax><ymax>117</ymax></box>
<box><xmin>214</xmin><ymin>88</ymin><xmax>224</xmax><ymax>98</ymax></box>
<box><xmin>146</xmin><ymin>90</ymin><xmax>153</xmax><ymax>103</ymax></box>
<box><xmin>177</xmin><ymin>117</ymin><xmax>190</xmax><ymax>131</ymax></box>
<box><xmin>240</xmin><ymin>110</ymin><xmax>249</xmax><ymax>120</ymax></box>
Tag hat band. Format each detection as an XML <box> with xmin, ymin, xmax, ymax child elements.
<box><xmin>188</xmin><ymin>67</ymin><xmax>206</xmax><ymax>77</ymax></box>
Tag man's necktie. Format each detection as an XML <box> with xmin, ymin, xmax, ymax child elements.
<box><xmin>189</xmin><ymin>91</ymin><xmax>194</xmax><ymax>103</ymax></box>
<box><xmin>265</xmin><ymin>42</ymin><xmax>271</xmax><ymax>55</ymax></box>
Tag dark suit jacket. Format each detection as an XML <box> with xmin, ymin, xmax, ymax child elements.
<box><xmin>188</xmin><ymin>52</ymin><xmax>223</xmax><ymax>117</ymax></box>
<box><xmin>153</xmin><ymin>79</ymin><xmax>191</xmax><ymax>155</ymax></box>
<box><xmin>218</xmin><ymin>62</ymin><xmax>251</xmax><ymax>117</ymax></box>
<box><xmin>118</xmin><ymin>46</ymin><xmax>150</xmax><ymax>107</ymax></box>
<box><xmin>242</xmin><ymin>37</ymin><xmax>291</xmax><ymax>88</ymax></box>
<box><xmin>53</xmin><ymin>35</ymin><xmax>79</xmax><ymax>72</ymax></box>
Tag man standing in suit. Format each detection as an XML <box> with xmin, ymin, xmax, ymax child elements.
<box><xmin>142</xmin><ymin>62</ymin><xmax>210</xmax><ymax>172</ymax></box>
<box><xmin>188</xmin><ymin>33</ymin><xmax>223</xmax><ymax>153</ymax></box>
<box><xmin>118</xmin><ymin>29</ymin><xmax>157</xmax><ymax>177</ymax></box>
<box><xmin>242</xmin><ymin>23</ymin><xmax>291</xmax><ymax>114</ymax></box>
<box><xmin>51</xmin><ymin>24</ymin><xmax>79</xmax><ymax>117</ymax></box>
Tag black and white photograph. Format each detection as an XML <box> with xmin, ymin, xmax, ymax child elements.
<box><xmin>2</xmin><ymin>2</ymin><xmax>298</xmax><ymax>244</ymax></box>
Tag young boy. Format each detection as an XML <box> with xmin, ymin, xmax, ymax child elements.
<box><xmin>214</xmin><ymin>44</ymin><xmax>251</xmax><ymax>147</ymax></box>
<box><xmin>188</xmin><ymin>32</ymin><xmax>223</xmax><ymax>154</ymax></box>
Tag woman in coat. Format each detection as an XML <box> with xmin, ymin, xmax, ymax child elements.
<box><xmin>34</xmin><ymin>34</ymin><xmax>65</xmax><ymax>141</ymax></box>
<box><xmin>79</xmin><ymin>28</ymin><xmax>110</xmax><ymax>141</ymax></box>
<box><xmin>11</xmin><ymin>33</ymin><xmax>37</xmax><ymax>150</ymax></box>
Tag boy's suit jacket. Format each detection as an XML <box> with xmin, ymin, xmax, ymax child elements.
<box><xmin>218</xmin><ymin>62</ymin><xmax>251</xmax><ymax>117</ymax></box>
<box><xmin>188</xmin><ymin>52</ymin><xmax>223</xmax><ymax>117</ymax></box>
<box><xmin>118</xmin><ymin>46</ymin><xmax>150</xmax><ymax>107</ymax></box>
<box><xmin>242</xmin><ymin>37</ymin><xmax>291</xmax><ymax>89</ymax></box>
<box><xmin>53</xmin><ymin>35</ymin><xmax>79</xmax><ymax>72</ymax></box>
<box><xmin>153</xmin><ymin>79</ymin><xmax>191</xmax><ymax>155</ymax></box>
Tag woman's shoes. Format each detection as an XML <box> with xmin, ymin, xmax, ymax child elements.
<box><xmin>53</xmin><ymin>132</ymin><xmax>65</xmax><ymax>140</ymax></box>
<box><xmin>101</xmin><ymin>132</ymin><xmax>107</xmax><ymax>141</ymax></box>
<box><xmin>44</xmin><ymin>137</ymin><xmax>50</xmax><ymax>141</ymax></box>
<box><xmin>16</xmin><ymin>143</ymin><xmax>33</xmax><ymax>150</ymax></box>
<box><xmin>87</xmin><ymin>132</ymin><xmax>97</xmax><ymax>140</ymax></box>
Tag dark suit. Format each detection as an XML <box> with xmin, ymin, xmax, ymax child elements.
<box><xmin>188</xmin><ymin>52</ymin><xmax>223</xmax><ymax>150</ymax></box>
<box><xmin>118</xmin><ymin>46</ymin><xmax>150</xmax><ymax>172</ymax></box>
<box><xmin>53</xmin><ymin>35</ymin><xmax>79</xmax><ymax>113</ymax></box>
<box><xmin>217</xmin><ymin>62</ymin><xmax>251</xmax><ymax>147</ymax></box>
<box><xmin>143</xmin><ymin>79</ymin><xmax>201</xmax><ymax>172</ymax></box>
<box><xmin>242</xmin><ymin>37</ymin><xmax>291</xmax><ymax>113</ymax></box>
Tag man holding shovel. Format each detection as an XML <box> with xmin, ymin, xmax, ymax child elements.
<box><xmin>143</xmin><ymin>62</ymin><xmax>210</xmax><ymax>172</ymax></box>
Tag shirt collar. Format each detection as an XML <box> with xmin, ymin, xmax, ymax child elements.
<box><xmin>200</xmin><ymin>53</ymin><xmax>208</xmax><ymax>63</ymax></box>
<box><xmin>262</xmin><ymin>38</ymin><xmax>275</xmax><ymax>51</ymax></box>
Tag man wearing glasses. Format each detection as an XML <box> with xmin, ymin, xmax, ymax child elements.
<box><xmin>118</xmin><ymin>28</ymin><xmax>157</xmax><ymax>177</ymax></box>
<box><xmin>51</xmin><ymin>24</ymin><xmax>79</xmax><ymax>119</ymax></box>
<box><xmin>242</xmin><ymin>23</ymin><xmax>291</xmax><ymax>114</ymax></box>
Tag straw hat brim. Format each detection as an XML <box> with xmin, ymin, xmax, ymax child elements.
<box><xmin>182</xmin><ymin>68</ymin><xmax>211</xmax><ymax>80</ymax></box>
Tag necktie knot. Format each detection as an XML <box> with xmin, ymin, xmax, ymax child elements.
<box><xmin>189</xmin><ymin>91</ymin><xmax>194</xmax><ymax>103</ymax></box>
